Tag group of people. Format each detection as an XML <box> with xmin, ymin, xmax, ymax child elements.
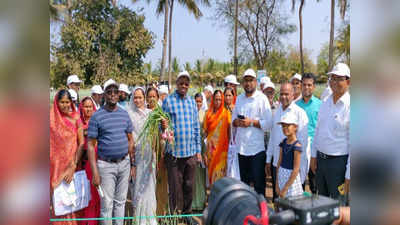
<box><xmin>50</xmin><ymin>62</ymin><xmax>350</xmax><ymax>225</ymax></box>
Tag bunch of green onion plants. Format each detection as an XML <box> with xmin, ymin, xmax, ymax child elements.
<box><xmin>137</xmin><ymin>103</ymin><xmax>174</xmax><ymax>163</ymax></box>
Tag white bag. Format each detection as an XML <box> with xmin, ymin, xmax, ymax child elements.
<box><xmin>53</xmin><ymin>170</ymin><xmax>91</xmax><ymax>216</ymax></box>
<box><xmin>226</xmin><ymin>127</ymin><xmax>241</xmax><ymax>180</ymax></box>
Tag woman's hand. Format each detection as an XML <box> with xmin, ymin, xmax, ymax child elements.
<box><xmin>63</xmin><ymin>164</ymin><xmax>76</xmax><ymax>184</ymax></box>
<box><xmin>279</xmin><ymin>186</ymin><xmax>288</xmax><ymax>198</ymax></box>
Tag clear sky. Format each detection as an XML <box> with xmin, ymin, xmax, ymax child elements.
<box><xmin>119</xmin><ymin>0</ymin><xmax>344</xmax><ymax>67</ymax></box>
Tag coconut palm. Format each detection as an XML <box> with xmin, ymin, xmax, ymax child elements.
<box><xmin>328</xmin><ymin>0</ymin><xmax>348</xmax><ymax>70</ymax></box>
<box><xmin>291</xmin><ymin>0</ymin><xmax>306</xmax><ymax>75</ymax></box>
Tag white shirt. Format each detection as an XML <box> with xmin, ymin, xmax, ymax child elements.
<box><xmin>312</xmin><ymin>91</ymin><xmax>350</xmax><ymax>179</ymax></box>
<box><xmin>320</xmin><ymin>85</ymin><xmax>332</xmax><ymax>101</ymax></box>
<box><xmin>266</xmin><ymin>102</ymin><xmax>309</xmax><ymax>182</ymax></box>
<box><xmin>232</xmin><ymin>90</ymin><xmax>272</xmax><ymax>156</ymax></box>
<box><xmin>201</xmin><ymin>92</ymin><xmax>208</xmax><ymax>112</ymax></box>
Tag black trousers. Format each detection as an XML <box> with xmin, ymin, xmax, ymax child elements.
<box><xmin>316</xmin><ymin>152</ymin><xmax>348</xmax><ymax>199</ymax></box>
<box><xmin>238</xmin><ymin>151</ymin><xmax>266</xmax><ymax>197</ymax></box>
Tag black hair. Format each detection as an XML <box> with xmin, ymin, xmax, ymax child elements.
<box><xmin>57</xmin><ymin>89</ymin><xmax>72</xmax><ymax>102</ymax></box>
<box><xmin>224</xmin><ymin>87</ymin><xmax>235</xmax><ymax>96</ymax></box>
<box><xmin>146</xmin><ymin>87</ymin><xmax>159</xmax><ymax>98</ymax></box>
<box><xmin>302</xmin><ymin>73</ymin><xmax>316</xmax><ymax>84</ymax></box>
<box><xmin>194</xmin><ymin>92</ymin><xmax>203</xmax><ymax>99</ymax></box>
<box><xmin>213</xmin><ymin>89</ymin><xmax>223</xmax><ymax>98</ymax></box>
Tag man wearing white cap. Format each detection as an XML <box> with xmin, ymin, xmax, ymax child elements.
<box><xmin>260</xmin><ymin>76</ymin><xmax>271</xmax><ymax>91</ymax></box>
<box><xmin>266</xmin><ymin>82</ymin><xmax>308</xmax><ymax>202</ymax></box>
<box><xmin>290</xmin><ymin>73</ymin><xmax>302</xmax><ymax>102</ymax></box>
<box><xmin>201</xmin><ymin>85</ymin><xmax>214</xmax><ymax>112</ymax></box>
<box><xmin>68</xmin><ymin>88</ymin><xmax>78</xmax><ymax>110</ymax></box>
<box><xmin>118</xmin><ymin>83</ymin><xmax>130</xmax><ymax>110</ymax></box>
<box><xmin>232</xmin><ymin>68</ymin><xmax>272</xmax><ymax>197</ymax></box>
<box><xmin>67</xmin><ymin>74</ymin><xmax>83</xmax><ymax>104</ymax></box>
<box><xmin>90</xmin><ymin>85</ymin><xmax>104</xmax><ymax>110</ymax></box>
<box><xmin>158</xmin><ymin>85</ymin><xmax>169</xmax><ymax>106</ymax></box>
<box><xmin>87</xmin><ymin>78</ymin><xmax>134</xmax><ymax>225</ymax></box>
<box><xmin>224</xmin><ymin>74</ymin><xmax>240</xmax><ymax>97</ymax></box>
<box><xmin>310</xmin><ymin>62</ymin><xmax>350</xmax><ymax>200</ymax></box>
<box><xmin>261</xmin><ymin>80</ymin><xmax>278</xmax><ymax>113</ymax></box>
<box><xmin>160</xmin><ymin>71</ymin><xmax>202</xmax><ymax>225</ymax></box>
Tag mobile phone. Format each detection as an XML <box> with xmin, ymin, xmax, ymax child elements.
<box><xmin>238</xmin><ymin>115</ymin><xmax>245</xmax><ymax>119</ymax></box>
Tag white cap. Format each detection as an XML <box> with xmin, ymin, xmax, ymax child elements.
<box><xmin>290</xmin><ymin>73</ymin><xmax>302</xmax><ymax>82</ymax></box>
<box><xmin>103</xmin><ymin>79</ymin><xmax>118</xmax><ymax>90</ymax></box>
<box><xmin>68</xmin><ymin>89</ymin><xmax>78</xmax><ymax>101</ymax></box>
<box><xmin>91</xmin><ymin>85</ymin><xmax>104</xmax><ymax>94</ymax></box>
<box><xmin>204</xmin><ymin>85</ymin><xmax>214</xmax><ymax>93</ymax></box>
<box><xmin>158</xmin><ymin>85</ymin><xmax>169</xmax><ymax>95</ymax></box>
<box><xmin>260</xmin><ymin>76</ymin><xmax>271</xmax><ymax>84</ymax></box>
<box><xmin>262</xmin><ymin>81</ymin><xmax>275</xmax><ymax>90</ymax></box>
<box><xmin>278</xmin><ymin>112</ymin><xmax>298</xmax><ymax>125</ymax></box>
<box><xmin>327</xmin><ymin>62</ymin><xmax>350</xmax><ymax>77</ymax></box>
<box><xmin>243</xmin><ymin>69</ymin><xmax>257</xmax><ymax>78</ymax></box>
<box><xmin>118</xmin><ymin>83</ymin><xmax>130</xmax><ymax>94</ymax></box>
<box><xmin>67</xmin><ymin>74</ymin><xmax>82</xmax><ymax>85</ymax></box>
<box><xmin>177</xmin><ymin>71</ymin><xmax>191</xmax><ymax>81</ymax></box>
<box><xmin>224</xmin><ymin>74</ymin><xmax>240</xmax><ymax>85</ymax></box>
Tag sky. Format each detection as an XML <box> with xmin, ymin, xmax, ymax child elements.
<box><xmin>118</xmin><ymin>0</ymin><xmax>345</xmax><ymax>67</ymax></box>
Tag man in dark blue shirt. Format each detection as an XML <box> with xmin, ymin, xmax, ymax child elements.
<box><xmin>87</xmin><ymin>79</ymin><xmax>134</xmax><ymax>225</ymax></box>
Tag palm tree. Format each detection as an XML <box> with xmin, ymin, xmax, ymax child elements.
<box><xmin>328</xmin><ymin>0</ymin><xmax>348</xmax><ymax>70</ymax></box>
<box><xmin>133</xmin><ymin>0</ymin><xmax>169</xmax><ymax>83</ymax></box>
<box><xmin>291</xmin><ymin>0</ymin><xmax>306</xmax><ymax>74</ymax></box>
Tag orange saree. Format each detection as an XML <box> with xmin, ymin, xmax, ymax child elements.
<box><xmin>50</xmin><ymin>91</ymin><xmax>81</xmax><ymax>225</ymax></box>
<box><xmin>204</xmin><ymin>94</ymin><xmax>231</xmax><ymax>185</ymax></box>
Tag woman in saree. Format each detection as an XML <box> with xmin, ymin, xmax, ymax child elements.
<box><xmin>204</xmin><ymin>90</ymin><xmax>231</xmax><ymax>185</ymax></box>
<box><xmin>127</xmin><ymin>87</ymin><xmax>157</xmax><ymax>225</ymax></box>
<box><xmin>191</xmin><ymin>93</ymin><xmax>207</xmax><ymax>210</ymax></box>
<box><xmin>78</xmin><ymin>97</ymin><xmax>100</xmax><ymax>225</ymax></box>
<box><xmin>50</xmin><ymin>89</ymin><xmax>85</xmax><ymax>225</ymax></box>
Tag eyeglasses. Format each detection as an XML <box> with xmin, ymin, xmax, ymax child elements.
<box><xmin>106</xmin><ymin>89</ymin><xmax>119</xmax><ymax>95</ymax></box>
<box><xmin>329</xmin><ymin>76</ymin><xmax>348</xmax><ymax>82</ymax></box>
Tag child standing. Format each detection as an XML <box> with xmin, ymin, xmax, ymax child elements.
<box><xmin>276</xmin><ymin>112</ymin><xmax>304</xmax><ymax>198</ymax></box>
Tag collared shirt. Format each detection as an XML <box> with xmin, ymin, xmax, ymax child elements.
<box><xmin>296</xmin><ymin>95</ymin><xmax>322</xmax><ymax>143</ymax></box>
<box><xmin>201</xmin><ymin>92</ymin><xmax>209</xmax><ymax>112</ymax></box>
<box><xmin>312</xmin><ymin>91</ymin><xmax>350</xmax><ymax>158</ymax></box>
<box><xmin>320</xmin><ymin>85</ymin><xmax>332</xmax><ymax>101</ymax></box>
<box><xmin>232</xmin><ymin>90</ymin><xmax>272</xmax><ymax>156</ymax></box>
<box><xmin>117</xmin><ymin>100</ymin><xmax>128</xmax><ymax>110</ymax></box>
<box><xmin>266</xmin><ymin>102</ymin><xmax>309</xmax><ymax>168</ymax></box>
<box><xmin>90</xmin><ymin>96</ymin><xmax>101</xmax><ymax>110</ymax></box>
<box><xmin>88</xmin><ymin>106</ymin><xmax>133</xmax><ymax>159</ymax></box>
<box><xmin>162</xmin><ymin>91</ymin><xmax>201</xmax><ymax>158</ymax></box>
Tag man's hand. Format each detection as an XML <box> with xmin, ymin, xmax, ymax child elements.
<box><xmin>130</xmin><ymin>167</ymin><xmax>136</xmax><ymax>180</ymax></box>
<box><xmin>310</xmin><ymin>157</ymin><xmax>317</xmax><ymax>174</ymax></box>
<box><xmin>265</xmin><ymin>163</ymin><xmax>271</xmax><ymax>177</ymax></box>
<box><xmin>195</xmin><ymin>153</ymin><xmax>202</xmax><ymax>163</ymax></box>
<box><xmin>234</xmin><ymin>118</ymin><xmax>252</xmax><ymax>127</ymax></box>
<box><xmin>92</xmin><ymin>171</ymin><xmax>101</xmax><ymax>187</ymax></box>
<box><xmin>279</xmin><ymin>186</ymin><xmax>288</xmax><ymax>198</ymax></box>
<box><xmin>344</xmin><ymin>179</ymin><xmax>350</xmax><ymax>194</ymax></box>
<box><xmin>161</xmin><ymin>118</ymin><xmax>169</xmax><ymax>131</ymax></box>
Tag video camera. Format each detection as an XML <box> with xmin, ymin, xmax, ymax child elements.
<box><xmin>203</xmin><ymin>177</ymin><xmax>340</xmax><ymax>225</ymax></box>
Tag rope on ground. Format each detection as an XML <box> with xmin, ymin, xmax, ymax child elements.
<box><xmin>50</xmin><ymin>213</ymin><xmax>204</xmax><ymax>221</ymax></box>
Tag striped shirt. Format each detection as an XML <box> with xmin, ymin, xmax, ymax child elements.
<box><xmin>87</xmin><ymin>106</ymin><xmax>133</xmax><ymax>159</ymax></box>
<box><xmin>162</xmin><ymin>91</ymin><xmax>201</xmax><ymax>158</ymax></box>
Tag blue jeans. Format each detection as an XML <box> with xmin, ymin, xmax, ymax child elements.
<box><xmin>97</xmin><ymin>155</ymin><xmax>130</xmax><ymax>225</ymax></box>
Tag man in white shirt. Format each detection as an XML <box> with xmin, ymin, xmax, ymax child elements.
<box><xmin>290</xmin><ymin>73</ymin><xmax>303</xmax><ymax>102</ymax></box>
<box><xmin>310</xmin><ymin>62</ymin><xmax>350</xmax><ymax>199</ymax></box>
<box><xmin>90</xmin><ymin>85</ymin><xmax>104</xmax><ymax>110</ymax></box>
<box><xmin>201</xmin><ymin>85</ymin><xmax>213</xmax><ymax>111</ymax></box>
<box><xmin>265</xmin><ymin>83</ymin><xmax>309</xmax><ymax>201</ymax></box>
<box><xmin>67</xmin><ymin>74</ymin><xmax>82</xmax><ymax>104</ymax></box>
<box><xmin>232</xmin><ymin>68</ymin><xmax>272</xmax><ymax>196</ymax></box>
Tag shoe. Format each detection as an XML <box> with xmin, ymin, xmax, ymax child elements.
<box><xmin>184</xmin><ymin>217</ymin><xmax>199</xmax><ymax>225</ymax></box>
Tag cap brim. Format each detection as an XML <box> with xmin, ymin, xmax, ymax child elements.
<box><xmin>177</xmin><ymin>75</ymin><xmax>190</xmax><ymax>80</ymax></box>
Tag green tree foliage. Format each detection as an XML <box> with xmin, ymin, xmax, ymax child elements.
<box><xmin>50</xmin><ymin>0</ymin><xmax>154</xmax><ymax>88</ymax></box>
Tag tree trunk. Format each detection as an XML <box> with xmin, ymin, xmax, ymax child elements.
<box><xmin>167</xmin><ymin>0</ymin><xmax>174</xmax><ymax>92</ymax></box>
<box><xmin>328</xmin><ymin>0</ymin><xmax>335</xmax><ymax>71</ymax></box>
<box><xmin>160</xmin><ymin>0</ymin><xmax>169</xmax><ymax>83</ymax></box>
<box><xmin>233</xmin><ymin>0</ymin><xmax>239</xmax><ymax>76</ymax></box>
<box><xmin>299</xmin><ymin>0</ymin><xmax>305</xmax><ymax>75</ymax></box>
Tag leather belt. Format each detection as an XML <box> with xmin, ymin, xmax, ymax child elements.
<box><xmin>98</xmin><ymin>153</ymin><xmax>128</xmax><ymax>163</ymax></box>
<box><xmin>317</xmin><ymin>151</ymin><xmax>348</xmax><ymax>160</ymax></box>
